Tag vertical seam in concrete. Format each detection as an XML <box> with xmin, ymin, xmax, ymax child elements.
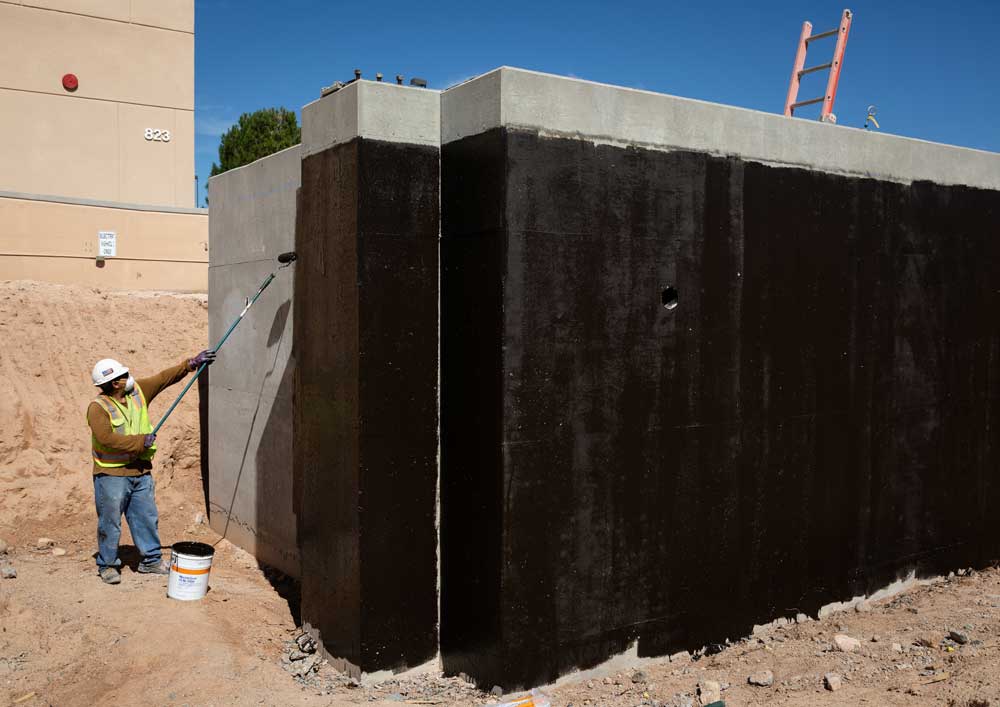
<box><xmin>435</xmin><ymin>93</ymin><xmax>443</xmax><ymax>663</ymax></box>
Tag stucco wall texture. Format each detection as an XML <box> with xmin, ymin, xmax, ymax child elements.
<box><xmin>208</xmin><ymin>68</ymin><xmax>1000</xmax><ymax>689</ymax></box>
<box><xmin>0</xmin><ymin>0</ymin><xmax>204</xmax><ymax>291</ymax></box>
<box><xmin>0</xmin><ymin>194</ymin><xmax>206</xmax><ymax>290</ymax></box>
<box><xmin>0</xmin><ymin>0</ymin><xmax>195</xmax><ymax>206</ymax></box>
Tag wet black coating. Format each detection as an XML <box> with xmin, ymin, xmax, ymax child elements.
<box><xmin>171</xmin><ymin>541</ymin><xmax>215</xmax><ymax>557</ymax></box>
<box><xmin>295</xmin><ymin>137</ymin><xmax>439</xmax><ymax>673</ymax></box>
<box><xmin>441</xmin><ymin>127</ymin><xmax>1000</xmax><ymax>689</ymax></box>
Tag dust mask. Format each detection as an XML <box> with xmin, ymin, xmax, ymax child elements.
<box><xmin>125</xmin><ymin>375</ymin><xmax>135</xmax><ymax>393</ymax></box>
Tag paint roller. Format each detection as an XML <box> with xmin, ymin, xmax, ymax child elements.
<box><xmin>151</xmin><ymin>251</ymin><xmax>298</xmax><ymax>434</ymax></box>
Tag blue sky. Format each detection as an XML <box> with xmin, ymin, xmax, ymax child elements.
<box><xmin>194</xmin><ymin>0</ymin><xmax>999</xmax><ymax>207</ymax></box>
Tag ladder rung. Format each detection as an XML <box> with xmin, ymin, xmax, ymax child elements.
<box><xmin>798</xmin><ymin>62</ymin><xmax>833</xmax><ymax>77</ymax></box>
<box><xmin>805</xmin><ymin>27</ymin><xmax>839</xmax><ymax>42</ymax></box>
<box><xmin>790</xmin><ymin>96</ymin><xmax>825</xmax><ymax>109</ymax></box>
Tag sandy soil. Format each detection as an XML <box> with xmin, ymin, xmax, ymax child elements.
<box><xmin>0</xmin><ymin>280</ymin><xmax>204</xmax><ymax>523</ymax></box>
<box><xmin>1</xmin><ymin>280</ymin><xmax>998</xmax><ymax>707</ymax></box>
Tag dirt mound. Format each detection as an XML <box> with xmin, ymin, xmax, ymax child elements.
<box><xmin>0</xmin><ymin>280</ymin><xmax>208</xmax><ymax>523</ymax></box>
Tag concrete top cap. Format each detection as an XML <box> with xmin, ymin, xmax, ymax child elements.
<box><xmin>441</xmin><ymin>67</ymin><xmax>1000</xmax><ymax>189</ymax></box>
<box><xmin>206</xmin><ymin>143</ymin><xmax>302</xmax><ymax>186</ymax></box>
<box><xmin>302</xmin><ymin>80</ymin><xmax>441</xmax><ymax>157</ymax></box>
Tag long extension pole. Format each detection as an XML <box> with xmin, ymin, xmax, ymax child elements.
<box><xmin>151</xmin><ymin>252</ymin><xmax>297</xmax><ymax>434</ymax></box>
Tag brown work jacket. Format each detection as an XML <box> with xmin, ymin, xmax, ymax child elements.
<box><xmin>86</xmin><ymin>360</ymin><xmax>191</xmax><ymax>477</ymax></box>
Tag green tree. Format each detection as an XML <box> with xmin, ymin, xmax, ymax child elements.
<box><xmin>209</xmin><ymin>107</ymin><xmax>301</xmax><ymax>177</ymax></box>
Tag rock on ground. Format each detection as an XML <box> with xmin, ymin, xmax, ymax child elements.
<box><xmin>287</xmin><ymin>654</ymin><xmax>320</xmax><ymax>678</ymax></box>
<box><xmin>697</xmin><ymin>679</ymin><xmax>721</xmax><ymax>704</ymax></box>
<box><xmin>833</xmin><ymin>634</ymin><xmax>861</xmax><ymax>652</ymax></box>
<box><xmin>748</xmin><ymin>669</ymin><xmax>774</xmax><ymax>687</ymax></box>
<box><xmin>949</xmin><ymin>629</ymin><xmax>970</xmax><ymax>645</ymax></box>
<box><xmin>824</xmin><ymin>673</ymin><xmax>842</xmax><ymax>691</ymax></box>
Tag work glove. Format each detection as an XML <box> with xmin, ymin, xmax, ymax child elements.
<box><xmin>143</xmin><ymin>433</ymin><xmax>157</xmax><ymax>449</ymax></box>
<box><xmin>188</xmin><ymin>349</ymin><xmax>217</xmax><ymax>371</ymax></box>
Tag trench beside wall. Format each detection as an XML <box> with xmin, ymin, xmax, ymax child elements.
<box><xmin>208</xmin><ymin>67</ymin><xmax>1000</xmax><ymax>691</ymax></box>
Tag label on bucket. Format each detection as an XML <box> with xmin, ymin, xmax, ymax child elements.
<box><xmin>167</xmin><ymin>542</ymin><xmax>214</xmax><ymax>601</ymax></box>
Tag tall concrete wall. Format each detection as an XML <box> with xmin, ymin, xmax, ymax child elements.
<box><xmin>206</xmin><ymin>144</ymin><xmax>300</xmax><ymax>577</ymax></box>
<box><xmin>439</xmin><ymin>68</ymin><xmax>1000</xmax><ymax>689</ymax></box>
<box><xmin>208</xmin><ymin>67</ymin><xmax>1000</xmax><ymax>691</ymax></box>
<box><xmin>295</xmin><ymin>81</ymin><xmax>440</xmax><ymax>676</ymax></box>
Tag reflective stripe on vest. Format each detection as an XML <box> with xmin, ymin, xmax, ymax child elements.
<box><xmin>90</xmin><ymin>383</ymin><xmax>157</xmax><ymax>467</ymax></box>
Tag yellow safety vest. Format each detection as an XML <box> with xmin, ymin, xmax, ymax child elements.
<box><xmin>90</xmin><ymin>384</ymin><xmax>157</xmax><ymax>467</ymax></box>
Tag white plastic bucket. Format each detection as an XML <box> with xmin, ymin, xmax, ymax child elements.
<box><xmin>167</xmin><ymin>541</ymin><xmax>215</xmax><ymax>601</ymax></box>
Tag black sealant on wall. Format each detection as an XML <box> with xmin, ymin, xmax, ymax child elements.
<box><xmin>441</xmin><ymin>127</ymin><xmax>1000</xmax><ymax>689</ymax></box>
<box><xmin>295</xmin><ymin>137</ymin><xmax>439</xmax><ymax>674</ymax></box>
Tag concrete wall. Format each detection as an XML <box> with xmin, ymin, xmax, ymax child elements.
<box><xmin>296</xmin><ymin>81</ymin><xmax>440</xmax><ymax>676</ymax></box>
<box><xmin>206</xmin><ymin>66</ymin><xmax>1000</xmax><ymax>690</ymax></box>
<box><xmin>206</xmin><ymin>144</ymin><xmax>300</xmax><ymax>577</ymax></box>
<box><xmin>0</xmin><ymin>192</ymin><xmax>206</xmax><ymax>290</ymax></box>
<box><xmin>439</xmin><ymin>68</ymin><xmax>1000</xmax><ymax>689</ymax></box>
<box><xmin>0</xmin><ymin>1</ymin><xmax>195</xmax><ymax>207</ymax></box>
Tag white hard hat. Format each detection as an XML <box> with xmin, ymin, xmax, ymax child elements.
<box><xmin>92</xmin><ymin>358</ymin><xmax>129</xmax><ymax>386</ymax></box>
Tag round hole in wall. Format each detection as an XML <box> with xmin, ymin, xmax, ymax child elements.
<box><xmin>661</xmin><ymin>286</ymin><xmax>678</xmax><ymax>310</ymax></box>
<box><xmin>62</xmin><ymin>73</ymin><xmax>79</xmax><ymax>91</ymax></box>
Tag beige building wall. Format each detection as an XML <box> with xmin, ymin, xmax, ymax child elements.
<box><xmin>0</xmin><ymin>0</ymin><xmax>206</xmax><ymax>291</ymax></box>
<box><xmin>0</xmin><ymin>0</ymin><xmax>195</xmax><ymax>208</ymax></box>
<box><xmin>0</xmin><ymin>194</ymin><xmax>207</xmax><ymax>291</ymax></box>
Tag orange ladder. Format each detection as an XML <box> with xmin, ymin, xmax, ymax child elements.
<box><xmin>784</xmin><ymin>9</ymin><xmax>853</xmax><ymax>123</ymax></box>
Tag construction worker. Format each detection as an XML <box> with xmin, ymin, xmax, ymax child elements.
<box><xmin>87</xmin><ymin>351</ymin><xmax>215</xmax><ymax>585</ymax></box>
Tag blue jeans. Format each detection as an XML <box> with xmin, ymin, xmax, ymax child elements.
<box><xmin>93</xmin><ymin>473</ymin><xmax>162</xmax><ymax>570</ymax></box>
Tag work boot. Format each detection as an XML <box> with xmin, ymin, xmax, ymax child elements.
<box><xmin>137</xmin><ymin>561</ymin><xmax>169</xmax><ymax>575</ymax></box>
<box><xmin>99</xmin><ymin>567</ymin><xmax>121</xmax><ymax>585</ymax></box>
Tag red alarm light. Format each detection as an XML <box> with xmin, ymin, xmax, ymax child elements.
<box><xmin>62</xmin><ymin>74</ymin><xmax>79</xmax><ymax>91</ymax></box>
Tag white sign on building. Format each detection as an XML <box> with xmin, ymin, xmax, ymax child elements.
<box><xmin>98</xmin><ymin>231</ymin><xmax>117</xmax><ymax>258</ymax></box>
